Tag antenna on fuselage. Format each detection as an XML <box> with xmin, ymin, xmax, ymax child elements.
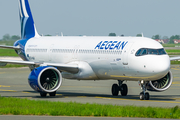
<box><xmin>61</xmin><ymin>32</ymin><xmax>63</xmax><ymax>37</ymax></box>
<box><xmin>141</xmin><ymin>33</ymin><xmax>144</xmax><ymax>37</ymax></box>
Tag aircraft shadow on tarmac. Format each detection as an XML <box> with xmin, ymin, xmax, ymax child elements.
<box><xmin>56</xmin><ymin>91</ymin><xmax>180</xmax><ymax>101</ymax></box>
<box><xmin>1</xmin><ymin>90</ymin><xmax>179</xmax><ymax>101</ymax></box>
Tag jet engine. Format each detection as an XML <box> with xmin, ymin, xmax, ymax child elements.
<box><xmin>147</xmin><ymin>71</ymin><xmax>173</xmax><ymax>92</ymax></box>
<box><xmin>28</xmin><ymin>66</ymin><xmax>62</xmax><ymax>93</ymax></box>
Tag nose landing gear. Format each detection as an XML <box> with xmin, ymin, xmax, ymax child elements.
<box><xmin>139</xmin><ymin>80</ymin><xmax>150</xmax><ymax>100</ymax></box>
<box><xmin>111</xmin><ymin>80</ymin><xmax>128</xmax><ymax>96</ymax></box>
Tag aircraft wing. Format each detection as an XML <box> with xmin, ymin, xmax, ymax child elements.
<box><xmin>170</xmin><ymin>56</ymin><xmax>180</xmax><ymax>61</ymax></box>
<box><xmin>0</xmin><ymin>45</ymin><xmax>20</xmax><ymax>50</ymax></box>
<box><xmin>42</xmin><ymin>62</ymin><xmax>79</xmax><ymax>73</ymax></box>
<box><xmin>0</xmin><ymin>59</ymin><xmax>79</xmax><ymax>74</ymax></box>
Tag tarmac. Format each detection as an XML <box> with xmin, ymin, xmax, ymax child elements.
<box><xmin>0</xmin><ymin>65</ymin><xmax>180</xmax><ymax>108</ymax></box>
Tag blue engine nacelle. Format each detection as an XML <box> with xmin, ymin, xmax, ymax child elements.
<box><xmin>28</xmin><ymin>66</ymin><xmax>62</xmax><ymax>93</ymax></box>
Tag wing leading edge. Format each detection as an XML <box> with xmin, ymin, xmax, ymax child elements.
<box><xmin>170</xmin><ymin>56</ymin><xmax>180</xmax><ymax>61</ymax></box>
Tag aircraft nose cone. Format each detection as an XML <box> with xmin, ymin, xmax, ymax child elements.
<box><xmin>150</xmin><ymin>55</ymin><xmax>170</xmax><ymax>74</ymax></box>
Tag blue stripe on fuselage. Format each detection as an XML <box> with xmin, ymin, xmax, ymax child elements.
<box><xmin>14</xmin><ymin>39</ymin><xmax>29</xmax><ymax>61</ymax></box>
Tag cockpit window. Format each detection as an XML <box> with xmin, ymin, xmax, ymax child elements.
<box><xmin>141</xmin><ymin>49</ymin><xmax>147</xmax><ymax>55</ymax></box>
<box><xmin>148</xmin><ymin>49</ymin><xmax>158</xmax><ymax>55</ymax></box>
<box><xmin>135</xmin><ymin>49</ymin><xmax>142</xmax><ymax>56</ymax></box>
<box><xmin>135</xmin><ymin>48</ymin><xmax>166</xmax><ymax>56</ymax></box>
<box><xmin>158</xmin><ymin>49</ymin><xmax>166</xmax><ymax>55</ymax></box>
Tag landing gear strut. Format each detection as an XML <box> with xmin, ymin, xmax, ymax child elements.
<box><xmin>111</xmin><ymin>80</ymin><xmax>128</xmax><ymax>96</ymax></box>
<box><xmin>139</xmin><ymin>80</ymin><xmax>150</xmax><ymax>100</ymax></box>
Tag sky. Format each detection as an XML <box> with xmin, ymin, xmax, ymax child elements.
<box><xmin>0</xmin><ymin>0</ymin><xmax>180</xmax><ymax>39</ymax></box>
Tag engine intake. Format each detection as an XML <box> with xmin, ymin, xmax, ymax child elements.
<box><xmin>147</xmin><ymin>71</ymin><xmax>173</xmax><ymax>92</ymax></box>
<box><xmin>28</xmin><ymin>66</ymin><xmax>62</xmax><ymax>93</ymax></box>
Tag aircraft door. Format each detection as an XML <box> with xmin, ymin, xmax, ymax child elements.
<box><xmin>72</xmin><ymin>45</ymin><xmax>80</xmax><ymax>60</ymax></box>
<box><xmin>49</xmin><ymin>44</ymin><xmax>54</xmax><ymax>62</ymax></box>
<box><xmin>122</xmin><ymin>42</ymin><xmax>134</xmax><ymax>65</ymax></box>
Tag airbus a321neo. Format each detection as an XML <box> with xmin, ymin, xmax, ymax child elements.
<box><xmin>0</xmin><ymin>0</ymin><xmax>179</xmax><ymax>100</ymax></box>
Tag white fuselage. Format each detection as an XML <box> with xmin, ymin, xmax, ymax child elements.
<box><xmin>23</xmin><ymin>36</ymin><xmax>170</xmax><ymax>81</ymax></box>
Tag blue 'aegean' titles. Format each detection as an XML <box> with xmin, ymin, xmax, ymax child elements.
<box><xmin>94</xmin><ymin>41</ymin><xmax>128</xmax><ymax>50</ymax></box>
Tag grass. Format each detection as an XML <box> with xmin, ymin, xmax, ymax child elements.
<box><xmin>0</xmin><ymin>49</ymin><xmax>26</xmax><ymax>68</ymax></box>
<box><xmin>171</xmin><ymin>61</ymin><xmax>180</xmax><ymax>64</ymax></box>
<box><xmin>166</xmin><ymin>49</ymin><xmax>180</xmax><ymax>52</ymax></box>
<box><xmin>0</xmin><ymin>96</ymin><xmax>179</xmax><ymax>118</ymax></box>
<box><xmin>168</xmin><ymin>53</ymin><xmax>180</xmax><ymax>55</ymax></box>
<box><xmin>0</xmin><ymin>49</ymin><xmax>18</xmax><ymax>57</ymax></box>
<box><xmin>0</xmin><ymin>40</ymin><xmax>16</xmax><ymax>46</ymax></box>
<box><xmin>165</xmin><ymin>50</ymin><xmax>180</xmax><ymax>55</ymax></box>
<box><xmin>0</xmin><ymin>64</ymin><xmax>27</xmax><ymax>68</ymax></box>
<box><xmin>162</xmin><ymin>44</ymin><xmax>175</xmax><ymax>47</ymax></box>
<box><xmin>162</xmin><ymin>44</ymin><xmax>180</xmax><ymax>47</ymax></box>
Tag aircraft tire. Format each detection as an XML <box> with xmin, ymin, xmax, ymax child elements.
<box><xmin>49</xmin><ymin>91</ymin><xmax>56</xmax><ymax>96</ymax></box>
<box><xmin>145</xmin><ymin>92</ymin><xmax>150</xmax><ymax>100</ymax></box>
<box><xmin>40</xmin><ymin>92</ymin><xmax>47</xmax><ymax>97</ymax></box>
<box><xmin>112</xmin><ymin>84</ymin><xmax>119</xmax><ymax>96</ymax></box>
<box><xmin>140</xmin><ymin>92</ymin><xmax>144</xmax><ymax>100</ymax></box>
<box><xmin>120</xmin><ymin>84</ymin><xmax>128</xmax><ymax>96</ymax></box>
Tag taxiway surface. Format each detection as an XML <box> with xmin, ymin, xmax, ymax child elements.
<box><xmin>0</xmin><ymin>65</ymin><xmax>180</xmax><ymax>107</ymax></box>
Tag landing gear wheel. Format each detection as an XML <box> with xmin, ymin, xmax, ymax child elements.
<box><xmin>145</xmin><ymin>92</ymin><xmax>149</xmax><ymax>100</ymax></box>
<box><xmin>49</xmin><ymin>91</ymin><xmax>56</xmax><ymax>96</ymax></box>
<box><xmin>112</xmin><ymin>84</ymin><xmax>119</xmax><ymax>96</ymax></box>
<box><xmin>40</xmin><ymin>92</ymin><xmax>47</xmax><ymax>97</ymax></box>
<box><xmin>140</xmin><ymin>92</ymin><xmax>144</xmax><ymax>100</ymax></box>
<box><xmin>120</xmin><ymin>84</ymin><xmax>128</xmax><ymax>96</ymax></box>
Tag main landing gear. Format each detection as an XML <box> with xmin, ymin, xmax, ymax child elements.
<box><xmin>111</xmin><ymin>80</ymin><xmax>128</xmax><ymax>96</ymax></box>
<box><xmin>139</xmin><ymin>80</ymin><xmax>149</xmax><ymax>100</ymax></box>
<box><xmin>40</xmin><ymin>91</ymin><xmax>57</xmax><ymax>97</ymax></box>
<box><xmin>111</xmin><ymin>80</ymin><xmax>150</xmax><ymax>100</ymax></box>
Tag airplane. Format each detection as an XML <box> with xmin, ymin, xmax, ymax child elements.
<box><xmin>0</xmin><ymin>0</ymin><xmax>179</xmax><ymax>100</ymax></box>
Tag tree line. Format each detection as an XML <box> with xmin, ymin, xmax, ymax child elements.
<box><xmin>109</xmin><ymin>33</ymin><xmax>180</xmax><ymax>44</ymax></box>
<box><xmin>0</xmin><ymin>34</ymin><xmax>51</xmax><ymax>41</ymax></box>
<box><xmin>1</xmin><ymin>33</ymin><xmax>180</xmax><ymax>44</ymax></box>
<box><xmin>148</xmin><ymin>34</ymin><xmax>180</xmax><ymax>44</ymax></box>
<box><xmin>0</xmin><ymin>34</ymin><xmax>20</xmax><ymax>41</ymax></box>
